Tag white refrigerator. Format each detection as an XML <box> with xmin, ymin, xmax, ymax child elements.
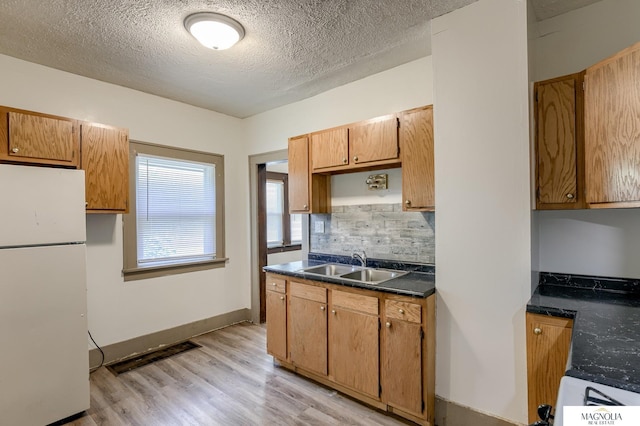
<box><xmin>0</xmin><ymin>164</ymin><xmax>90</xmax><ymax>425</ymax></box>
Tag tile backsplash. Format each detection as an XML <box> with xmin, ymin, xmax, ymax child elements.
<box><xmin>310</xmin><ymin>203</ymin><xmax>435</xmax><ymax>264</ymax></box>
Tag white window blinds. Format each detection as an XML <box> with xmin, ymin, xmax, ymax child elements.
<box><xmin>266</xmin><ymin>180</ymin><xmax>284</xmax><ymax>247</ymax></box>
<box><xmin>136</xmin><ymin>154</ymin><xmax>216</xmax><ymax>266</ymax></box>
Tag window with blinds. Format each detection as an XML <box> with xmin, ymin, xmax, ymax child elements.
<box><xmin>136</xmin><ymin>154</ymin><xmax>216</xmax><ymax>266</ymax></box>
<box><xmin>123</xmin><ymin>141</ymin><xmax>225</xmax><ymax>280</ymax></box>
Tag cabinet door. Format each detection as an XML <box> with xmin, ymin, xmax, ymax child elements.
<box><xmin>311</xmin><ymin>128</ymin><xmax>348</xmax><ymax>170</ymax></box>
<box><xmin>266</xmin><ymin>290</ymin><xmax>287</xmax><ymax>360</ymax></box>
<box><xmin>400</xmin><ymin>106</ymin><xmax>434</xmax><ymax>211</ymax></box>
<box><xmin>383</xmin><ymin>318</ymin><xmax>423</xmax><ymax>415</ymax></box>
<box><xmin>526</xmin><ymin>313</ymin><xmax>573</xmax><ymax>423</ymax></box>
<box><xmin>289</xmin><ymin>284</ymin><xmax>327</xmax><ymax>375</ymax></box>
<box><xmin>330</xmin><ymin>292</ymin><xmax>379</xmax><ymax>398</ymax></box>
<box><xmin>349</xmin><ymin>115</ymin><xmax>398</xmax><ymax>165</ymax></box>
<box><xmin>288</xmin><ymin>135</ymin><xmax>310</xmax><ymax>213</ymax></box>
<box><xmin>535</xmin><ymin>73</ymin><xmax>584</xmax><ymax>209</ymax></box>
<box><xmin>585</xmin><ymin>42</ymin><xmax>640</xmax><ymax>207</ymax></box>
<box><xmin>1</xmin><ymin>109</ymin><xmax>79</xmax><ymax>167</ymax></box>
<box><xmin>81</xmin><ymin>123</ymin><xmax>129</xmax><ymax>213</ymax></box>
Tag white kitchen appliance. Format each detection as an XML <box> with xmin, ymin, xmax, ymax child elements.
<box><xmin>554</xmin><ymin>376</ymin><xmax>640</xmax><ymax>426</ymax></box>
<box><xmin>0</xmin><ymin>164</ymin><xmax>90</xmax><ymax>425</ymax></box>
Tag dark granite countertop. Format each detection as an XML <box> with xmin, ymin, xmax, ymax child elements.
<box><xmin>527</xmin><ymin>272</ymin><xmax>640</xmax><ymax>394</ymax></box>
<box><xmin>263</xmin><ymin>255</ymin><xmax>435</xmax><ymax>298</ymax></box>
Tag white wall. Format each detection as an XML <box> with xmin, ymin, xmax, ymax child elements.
<box><xmin>267</xmin><ymin>251</ymin><xmax>302</xmax><ymax>265</ymax></box>
<box><xmin>245</xmin><ymin>57</ymin><xmax>433</xmax><ymax>155</ymax></box>
<box><xmin>432</xmin><ymin>0</ymin><xmax>531</xmax><ymax>423</ymax></box>
<box><xmin>532</xmin><ymin>0</ymin><xmax>640</xmax><ymax>278</ymax></box>
<box><xmin>533</xmin><ymin>0</ymin><xmax>640</xmax><ymax>81</ymax></box>
<box><xmin>0</xmin><ymin>54</ymin><xmax>249</xmax><ymax>347</ymax></box>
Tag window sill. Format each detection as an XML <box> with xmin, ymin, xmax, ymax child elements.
<box><xmin>267</xmin><ymin>245</ymin><xmax>302</xmax><ymax>255</ymax></box>
<box><xmin>123</xmin><ymin>257</ymin><xmax>228</xmax><ymax>281</ymax></box>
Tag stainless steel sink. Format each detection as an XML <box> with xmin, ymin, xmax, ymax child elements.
<box><xmin>300</xmin><ymin>264</ymin><xmax>360</xmax><ymax>276</ymax></box>
<box><xmin>300</xmin><ymin>263</ymin><xmax>408</xmax><ymax>285</ymax></box>
<box><xmin>339</xmin><ymin>268</ymin><xmax>408</xmax><ymax>284</ymax></box>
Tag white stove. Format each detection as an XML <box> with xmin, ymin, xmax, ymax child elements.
<box><xmin>554</xmin><ymin>376</ymin><xmax>640</xmax><ymax>425</ymax></box>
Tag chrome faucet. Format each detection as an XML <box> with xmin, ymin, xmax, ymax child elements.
<box><xmin>352</xmin><ymin>251</ymin><xmax>367</xmax><ymax>267</ymax></box>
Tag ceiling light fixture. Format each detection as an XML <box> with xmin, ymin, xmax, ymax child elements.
<box><xmin>184</xmin><ymin>12</ymin><xmax>245</xmax><ymax>50</ymax></box>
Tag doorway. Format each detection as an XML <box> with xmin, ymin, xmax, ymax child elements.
<box><xmin>249</xmin><ymin>150</ymin><xmax>308</xmax><ymax>324</ymax></box>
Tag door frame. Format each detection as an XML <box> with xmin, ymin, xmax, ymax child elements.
<box><xmin>250</xmin><ymin>149</ymin><xmax>309</xmax><ymax>324</ymax></box>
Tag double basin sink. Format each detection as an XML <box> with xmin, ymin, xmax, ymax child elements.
<box><xmin>298</xmin><ymin>263</ymin><xmax>408</xmax><ymax>285</ymax></box>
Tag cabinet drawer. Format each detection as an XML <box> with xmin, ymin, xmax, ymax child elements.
<box><xmin>385</xmin><ymin>300</ymin><xmax>421</xmax><ymax>323</ymax></box>
<box><xmin>332</xmin><ymin>290</ymin><xmax>378</xmax><ymax>315</ymax></box>
<box><xmin>265</xmin><ymin>275</ymin><xmax>286</xmax><ymax>294</ymax></box>
<box><xmin>290</xmin><ymin>281</ymin><xmax>326</xmax><ymax>303</ymax></box>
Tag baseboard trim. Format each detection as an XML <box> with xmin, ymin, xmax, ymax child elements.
<box><xmin>89</xmin><ymin>308</ymin><xmax>252</xmax><ymax>370</ymax></box>
<box><xmin>435</xmin><ymin>397</ymin><xmax>520</xmax><ymax>426</ymax></box>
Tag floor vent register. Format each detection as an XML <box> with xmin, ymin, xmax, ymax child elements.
<box><xmin>107</xmin><ymin>341</ymin><xmax>201</xmax><ymax>375</ymax></box>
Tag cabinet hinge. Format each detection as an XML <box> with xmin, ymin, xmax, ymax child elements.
<box><xmin>422</xmin><ymin>400</ymin><xmax>425</xmax><ymax>412</ymax></box>
<box><xmin>420</xmin><ymin>328</ymin><xmax>425</xmax><ymax>339</ymax></box>
<box><xmin>535</xmin><ymin>90</ymin><xmax>538</xmax><ymax>103</ymax></box>
<box><xmin>396</xmin><ymin>117</ymin><xmax>400</xmax><ymax>128</ymax></box>
<box><xmin>379</xmin><ymin>384</ymin><xmax>382</xmax><ymax>396</ymax></box>
<box><xmin>379</xmin><ymin>319</ymin><xmax>381</xmax><ymax>331</ymax></box>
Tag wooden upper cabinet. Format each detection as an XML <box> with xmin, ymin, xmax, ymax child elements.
<box><xmin>310</xmin><ymin>114</ymin><xmax>399</xmax><ymax>173</ymax></box>
<box><xmin>311</xmin><ymin>128</ymin><xmax>348</xmax><ymax>170</ymax></box>
<box><xmin>400</xmin><ymin>106</ymin><xmax>434</xmax><ymax>211</ymax></box>
<box><xmin>585</xmin><ymin>42</ymin><xmax>640</xmax><ymax>208</ymax></box>
<box><xmin>81</xmin><ymin>122</ymin><xmax>129</xmax><ymax>213</ymax></box>
<box><xmin>0</xmin><ymin>107</ymin><xmax>79</xmax><ymax>168</ymax></box>
<box><xmin>535</xmin><ymin>73</ymin><xmax>585</xmax><ymax>209</ymax></box>
<box><xmin>288</xmin><ymin>135</ymin><xmax>311</xmax><ymax>212</ymax></box>
<box><xmin>288</xmin><ymin>135</ymin><xmax>330</xmax><ymax>214</ymax></box>
<box><xmin>349</xmin><ymin>115</ymin><xmax>398</xmax><ymax>165</ymax></box>
<box><xmin>526</xmin><ymin>313</ymin><xmax>573</xmax><ymax>423</ymax></box>
<box><xmin>329</xmin><ymin>291</ymin><xmax>379</xmax><ymax>398</ymax></box>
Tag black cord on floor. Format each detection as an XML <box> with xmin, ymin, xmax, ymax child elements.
<box><xmin>88</xmin><ymin>330</ymin><xmax>105</xmax><ymax>372</ymax></box>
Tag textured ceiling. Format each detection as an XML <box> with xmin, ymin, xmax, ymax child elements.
<box><xmin>0</xmin><ymin>0</ymin><xmax>603</xmax><ymax>118</ymax></box>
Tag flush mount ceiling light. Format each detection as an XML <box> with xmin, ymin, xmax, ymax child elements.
<box><xmin>184</xmin><ymin>12</ymin><xmax>245</xmax><ymax>50</ymax></box>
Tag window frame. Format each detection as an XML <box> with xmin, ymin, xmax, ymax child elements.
<box><xmin>122</xmin><ymin>140</ymin><xmax>226</xmax><ymax>281</ymax></box>
<box><xmin>266</xmin><ymin>171</ymin><xmax>301</xmax><ymax>254</ymax></box>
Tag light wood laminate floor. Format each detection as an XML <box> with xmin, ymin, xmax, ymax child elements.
<box><xmin>64</xmin><ymin>322</ymin><xmax>409</xmax><ymax>426</ymax></box>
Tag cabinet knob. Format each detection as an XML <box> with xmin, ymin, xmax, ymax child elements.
<box><xmin>320</xmin><ymin>306</ymin><xmax>325</xmax><ymax>311</ymax></box>
<box><xmin>11</xmin><ymin>147</ymin><xmax>19</xmax><ymax>153</ymax></box>
<box><xmin>405</xmin><ymin>200</ymin><xmax>411</xmax><ymax>205</ymax></box>
<box><xmin>342</xmin><ymin>158</ymin><xmax>347</xmax><ymax>164</ymax></box>
<box><xmin>271</xmin><ymin>282</ymin><xmax>277</xmax><ymax>286</ymax></box>
<box><xmin>303</xmin><ymin>204</ymin><xmax>308</xmax><ymax>210</ymax></box>
<box><xmin>353</xmin><ymin>156</ymin><xmax>359</xmax><ymax>162</ymax></box>
<box><xmin>399</xmin><ymin>309</ymin><xmax>405</xmax><ymax>314</ymax></box>
<box><xmin>385</xmin><ymin>322</ymin><xmax>391</xmax><ymax>328</ymax></box>
<box><xmin>534</xmin><ymin>327</ymin><xmax>542</xmax><ymax>335</ymax></box>
<box><xmin>566</xmin><ymin>193</ymin><xmax>575</xmax><ymax>199</ymax></box>
<box><xmin>85</xmin><ymin>202</ymin><xmax>89</xmax><ymax>207</ymax></box>
<box><xmin>331</xmin><ymin>310</ymin><xmax>336</xmax><ymax>315</ymax></box>
<box><xmin>280</xmin><ymin>296</ymin><xmax>284</xmax><ymax>301</ymax></box>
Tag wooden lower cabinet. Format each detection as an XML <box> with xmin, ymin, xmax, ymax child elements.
<box><xmin>383</xmin><ymin>302</ymin><xmax>424</xmax><ymax>416</ymax></box>
<box><xmin>330</xmin><ymin>290</ymin><xmax>379</xmax><ymax>398</ymax></box>
<box><xmin>265</xmin><ymin>275</ymin><xmax>287</xmax><ymax>360</ymax></box>
<box><xmin>526</xmin><ymin>312</ymin><xmax>573</xmax><ymax>423</ymax></box>
<box><xmin>265</xmin><ymin>274</ymin><xmax>435</xmax><ymax>426</ymax></box>
<box><xmin>288</xmin><ymin>281</ymin><xmax>328</xmax><ymax>375</ymax></box>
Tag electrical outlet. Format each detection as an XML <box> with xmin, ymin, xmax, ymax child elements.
<box><xmin>314</xmin><ymin>220</ymin><xmax>325</xmax><ymax>233</ymax></box>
